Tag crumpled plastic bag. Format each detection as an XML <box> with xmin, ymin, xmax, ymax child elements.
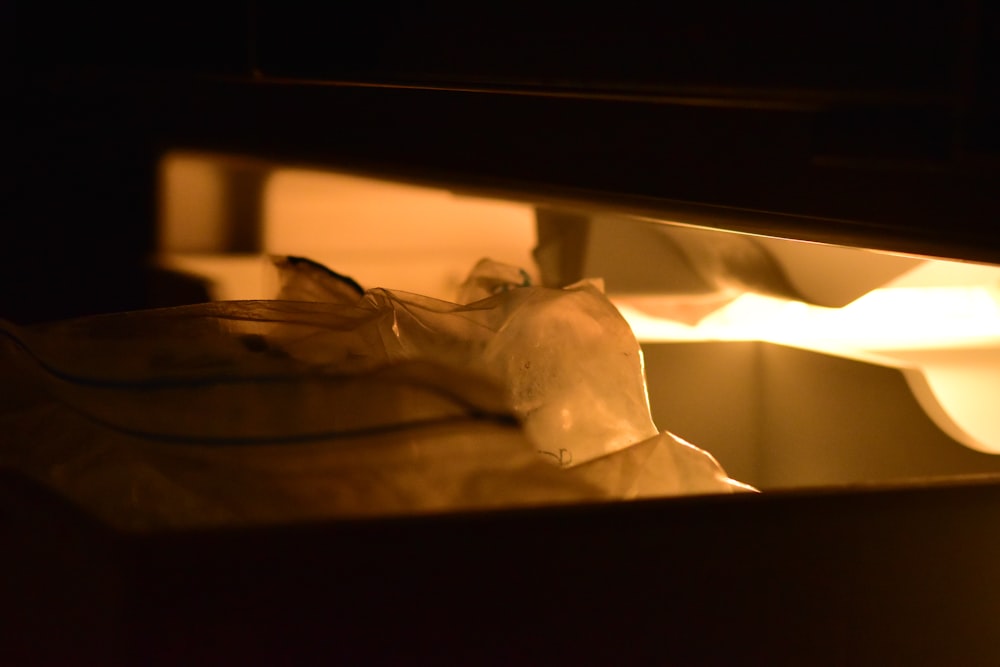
<box><xmin>0</xmin><ymin>256</ymin><xmax>750</xmax><ymax>530</ymax></box>
<box><xmin>270</xmin><ymin>256</ymin><xmax>663</xmax><ymax>465</ymax></box>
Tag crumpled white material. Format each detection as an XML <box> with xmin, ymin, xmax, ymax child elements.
<box><xmin>0</xmin><ymin>257</ymin><xmax>750</xmax><ymax>529</ymax></box>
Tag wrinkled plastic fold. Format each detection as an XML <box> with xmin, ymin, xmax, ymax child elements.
<box><xmin>0</xmin><ymin>257</ymin><xmax>750</xmax><ymax>530</ymax></box>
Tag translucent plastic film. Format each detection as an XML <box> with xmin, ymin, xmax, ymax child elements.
<box><xmin>0</xmin><ymin>257</ymin><xmax>749</xmax><ymax>530</ymax></box>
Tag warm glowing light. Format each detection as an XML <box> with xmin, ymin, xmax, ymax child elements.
<box><xmin>263</xmin><ymin>169</ymin><xmax>536</xmax><ymax>300</ymax></box>
<box><xmin>899</xmin><ymin>348</ymin><xmax>1000</xmax><ymax>454</ymax></box>
<box><xmin>617</xmin><ymin>278</ymin><xmax>1000</xmax><ymax>455</ymax></box>
<box><xmin>158</xmin><ymin>154</ymin><xmax>228</xmax><ymax>251</ymax></box>
<box><xmin>618</xmin><ymin>286</ymin><xmax>1000</xmax><ymax>351</ymax></box>
<box><xmin>156</xmin><ymin>254</ymin><xmax>276</xmax><ymax>301</ymax></box>
<box><xmin>157</xmin><ymin>157</ymin><xmax>538</xmax><ymax>302</ymax></box>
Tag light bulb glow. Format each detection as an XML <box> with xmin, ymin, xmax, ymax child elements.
<box><xmin>617</xmin><ymin>286</ymin><xmax>1000</xmax><ymax>352</ymax></box>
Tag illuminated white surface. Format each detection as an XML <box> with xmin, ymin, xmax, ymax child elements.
<box><xmin>619</xmin><ymin>286</ymin><xmax>1000</xmax><ymax>351</ymax></box>
<box><xmin>617</xmin><ymin>283</ymin><xmax>1000</xmax><ymax>454</ymax></box>
<box><xmin>264</xmin><ymin>169</ymin><xmax>536</xmax><ymax>300</ymax></box>
<box><xmin>882</xmin><ymin>348</ymin><xmax>1000</xmax><ymax>455</ymax></box>
<box><xmin>156</xmin><ymin>254</ymin><xmax>276</xmax><ymax>301</ymax></box>
<box><xmin>158</xmin><ymin>159</ymin><xmax>538</xmax><ymax>302</ymax></box>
